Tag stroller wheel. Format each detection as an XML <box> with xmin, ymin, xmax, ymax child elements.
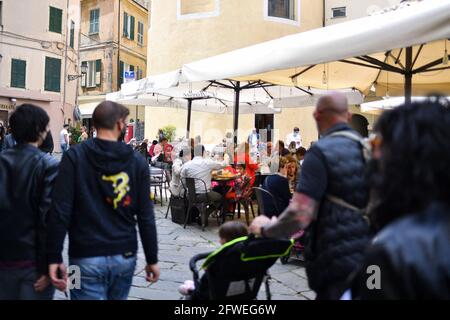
<box><xmin>280</xmin><ymin>254</ymin><xmax>290</xmax><ymax>265</ymax></box>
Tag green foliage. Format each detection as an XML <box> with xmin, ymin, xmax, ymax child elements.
<box><xmin>69</xmin><ymin>126</ymin><xmax>82</xmax><ymax>145</ymax></box>
<box><xmin>157</xmin><ymin>125</ymin><xmax>177</xmax><ymax>142</ymax></box>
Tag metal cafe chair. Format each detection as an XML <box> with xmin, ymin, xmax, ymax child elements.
<box><xmin>149</xmin><ymin>166</ymin><xmax>165</xmax><ymax>206</ymax></box>
<box><xmin>181</xmin><ymin>177</ymin><xmax>214</xmax><ymax>231</ymax></box>
<box><xmin>252</xmin><ymin>187</ymin><xmax>280</xmax><ymax>217</ymax></box>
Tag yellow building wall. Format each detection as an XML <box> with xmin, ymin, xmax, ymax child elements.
<box><xmin>325</xmin><ymin>0</ymin><xmax>401</xmax><ymax>26</ymax></box>
<box><xmin>180</xmin><ymin>0</ymin><xmax>216</xmax><ymax>15</ymax></box>
<box><xmin>121</xmin><ymin>0</ymin><xmax>149</xmax><ymax>58</ymax></box>
<box><xmin>144</xmin><ymin>0</ymin><xmax>324</xmax><ymax>144</ymax></box>
<box><xmin>148</xmin><ymin>0</ymin><xmax>323</xmax><ymax>75</ymax></box>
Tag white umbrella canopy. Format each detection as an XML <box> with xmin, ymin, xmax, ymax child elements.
<box><xmin>180</xmin><ymin>0</ymin><xmax>450</xmax><ymax>98</ymax></box>
<box><xmin>113</xmin><ymin>78</ymin><xmax>364</xmax><ymax>109</ymax></box>
<box><xmin>106</xmin><ymin>91</ymin><xmax>282</xmax><ymax>115</ymax></box>
<box><xmin>361</xmin><ymin>96</ymin><xmax>450</xmax><ymax>115</ymax></box>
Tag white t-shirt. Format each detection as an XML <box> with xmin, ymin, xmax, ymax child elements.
<box><xmin>181</xmin><ymin>156</ymin><xmax>227</xmax><ymax>193</ymax></box>
<box><xmin>286</xmin><ymin>132</ymin><xmax>302</xmax><ymax>149</ymax></box>
<box><xmin>60</xmin><ymin>128</ymin><xmax>69</xmax><ymax>145</ymax></box>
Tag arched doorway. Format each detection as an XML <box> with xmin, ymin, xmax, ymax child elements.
<box><xmin>350</xmin><ymin>114</ymin><xmax>369</xmax><ymax>138</ymax></box>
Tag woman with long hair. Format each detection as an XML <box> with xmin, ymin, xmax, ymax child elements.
<box><xmin>349</xmin><ymin>96</ymin><xmax>450</xmax><ymax>299</ymax></box>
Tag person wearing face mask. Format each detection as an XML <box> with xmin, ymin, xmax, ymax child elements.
<box><xmin>286</xmin><ymin>127</ymin><xmax>303</xmax><ymax>149</ymax></box>
<box><xmin>46</xmin><ymin>101</ymin><xmax>160</xmax><ymax>300</ymax></box>
<box><xmin>0</xmin><ymin>104</ymin><xmax>59</xmax><ymax>300</ymax></box>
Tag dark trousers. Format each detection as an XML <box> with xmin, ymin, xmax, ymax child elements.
<box><xmin>197</xmin><ymin>191</ymin><xmax>223</xmax><ymax>211</ymax></box>
<box><xmin>0</xmin><ymin>267</ymin><xmax>54</xmax><ymax>300</ymax></box>
<box><xmin>315</xmin><ymin>281</ymin><xmax>348</xmax><ymax>300</ymax></box>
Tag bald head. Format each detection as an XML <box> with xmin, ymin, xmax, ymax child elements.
<box><xmin>316</xmin><ymin>92</ymin><xmax>349</xmax><ymax>114</ymax></box>
<box><xmin>314</xmin><ymin>92</ymin><xmax>351</xmax><ymax>134</ymax></box>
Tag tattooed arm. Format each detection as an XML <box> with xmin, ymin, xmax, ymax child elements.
<box><xmin>250</xmin><ymin>192</ymin><xmax>318</xmax><ymax>238</ymax></box>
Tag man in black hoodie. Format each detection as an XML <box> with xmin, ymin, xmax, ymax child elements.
<box><xmin>47</xmin><ymin>101</ymin><xmax>159</xmax><ymax>300</ymax></box>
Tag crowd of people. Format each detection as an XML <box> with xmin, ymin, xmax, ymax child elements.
<box><xmin>0</xmin><ymin>92</ymin><xmax>450</xmax><ymax>300</ymax></box>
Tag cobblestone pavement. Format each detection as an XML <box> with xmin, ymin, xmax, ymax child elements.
<box><xmin>54</xmin><ymin>193</ymin><xmax>314</xmax><ymax>300</ymax></box>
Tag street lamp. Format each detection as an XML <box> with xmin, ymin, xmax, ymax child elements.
<box><xmin>68</xmin><ymin>62</ymin><xmax>88</xmax><ymax>81</ymax></box>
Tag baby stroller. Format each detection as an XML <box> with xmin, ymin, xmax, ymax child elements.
<box><xmin>187</xmin><ymin>235</ymin><xmax>294</xmax><ymax>300</ymax></box>
<box><xmin>280</xmin><ymin>230</ymin><xmax>305</xmax><ymax>264</ymax></box>
<box><xmin>253</xmin><ymin>187</ymin><xmax>305</xmax><ymax>265</ymax></box>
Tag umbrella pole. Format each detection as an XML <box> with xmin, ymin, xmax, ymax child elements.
<box><xmin>186</xmin><ymin>98</ymin><xmax>192</xmax><ymax>139</ymax></box>
<box><xmin>233</xmin><ymin>81</ymin><xmax>241</xmax><ymax>163</ymax></box>
<box><xmin>405</xmin><ymin>47</ymin><xmax>413</xmax><ymax>105</ymax></box>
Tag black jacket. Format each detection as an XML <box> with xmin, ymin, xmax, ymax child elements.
<box><xmin>46</xmin><ymin>138</ymin><xmax>158</xmax><ymax>265</ymax></box>
<box><xmin>262</xmin><ymin>174</ymin><xmax>291</xmax><ymax>217</ymax></box>
<box><xmin>350</xmin><ymin>201</ymin><xmax>450</xmax><ymax>299</ymax></box>
<box><xmin>303</xmin><ymin>124</ymin><xmax>371</xmax><ymax>295</ymax></box>
<box><xmin>0</xmin><ymin>144</ymin><xmax>59</xmax><ymax>274</ymax></box>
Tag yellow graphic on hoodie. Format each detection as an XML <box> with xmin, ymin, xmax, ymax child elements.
<box><xmin>102</xmin><ymin>172</ymin><xmax>130</xmax><ymax>209</ymax></box>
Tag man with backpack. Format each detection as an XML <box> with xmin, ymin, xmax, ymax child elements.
<box><xmin>47</xmin><ymin>101</ymin><xmax>159</xmax><ymax>300</ymax></box>
<box><xmin>250</xmin><ymin>92</ymin><xmax>371</xmax><ymax>300</ymax></box>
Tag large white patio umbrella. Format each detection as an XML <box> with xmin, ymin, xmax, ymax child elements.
<box><xmin>112</xmin><ymin>0</ymin><xmax>449</xmax><ymax>147</ymax></box>
<box><xmin>180</xmin><ymin>0</ymin><xmax>450</xmax><ymax>103</ymax></box>
<box><xmin>109</xmin><ymin>79</ymin><xmax>363</xmax><ymax>138</ymax></box>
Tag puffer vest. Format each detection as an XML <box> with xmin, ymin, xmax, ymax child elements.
<box><xmin>304</xmin><ymin>125</ymin><xmax>371</xmax><ymax>293</ymax></box>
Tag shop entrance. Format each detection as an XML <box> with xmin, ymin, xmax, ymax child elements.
<box><xmin>255</xmin><ymin>114</ymin><xmax>274</xmax><ymax>142</ymax></box>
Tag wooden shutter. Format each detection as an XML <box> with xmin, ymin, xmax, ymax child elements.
<box><xmin>95</xmin><ymin>59</ymin><xmax>102</xmax><ymax>86</ymax></box>
<box><xmin>129</xmin><ymin>16</ymin><xmax>135</xmax><ymax>40</ymax></box>
<box><xmin>119</xmin><ymin>60</ymin><xmax>124</xmax><ymax>89</ymax></box>
<box><xmin>49</xmin><ymin>7</ymin><xmax>62</xmax><ymax>33</ymax></box>
<box><xmin>129</xmin><ymin>65</ymin><xmax>135</xmax><ymax>80</ymax></box>
<box><xmin>89</xmin><ymin>9</ymin><xmax>97</xmax><ymax>33</ymax></box>
<box><xmin>11</xmin><ymin>59</ymin><xmax>26</xmax><ymax>88</ymax></box>
<box><xmin>70</xmin><ymin>21</ymin><xmax>75</xmax><ymax>48</ymax></box>
<box><xmin>45</xmin><ymin>57</ymin><xmax>61</xmax><ymax>92</ymax></box>
<box><xmin>123</xmin><ymin>12</ymin><xmax>128</xmax><ymax>37</ymax></box>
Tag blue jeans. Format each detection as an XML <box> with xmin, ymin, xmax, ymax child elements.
<box><xmin>69</xmin><ymin>254</ymin><xmax>137</xmax><ymax>300</ymax></box>
<box><xmin>0</xmin><ymin>267</ymin><xmax>54</xmax><ymax>300</ymax></box>
<box><xmin>61</xmin><ymin>144</ymin><xmax>69</xmax><ymax>154</ymax></box>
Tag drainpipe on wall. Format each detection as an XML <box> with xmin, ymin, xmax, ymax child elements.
<box><xmin>62</xmin><ymin>0</ymin><xmax>70</xmax><ymax>124</ymax></box>
<box><xmin>117</xmin><ymin>0</ymin><xmax>121</xmax><ymax>91</ymax></box>
<box><xmin>75</xmin><ymin>2</ymin><xmax>81</xmax><ymax>111</ymax></box>
<box><xmin>323</xmin><ymin>0</ymin><xmax>326</xmax><ymax>27</ymax></box>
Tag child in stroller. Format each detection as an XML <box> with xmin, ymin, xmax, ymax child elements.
<box><xmin>179</xmin><ymin>221</ymin><xmax>294</xmax><ymax>300</ymax></box>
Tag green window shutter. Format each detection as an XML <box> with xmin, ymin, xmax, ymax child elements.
<box><xmin>119</xmin><ymin>60</ymin><xmax>124</xmax><ymax>89</ymax></box>
<box><xmin>49</xmin><ymin>7</ymin><xmax>62</xmax><ymax>33</ymax></box>
<box><xmin>123</xmin><ymin>12</ymin><xmax>128</xmax><ymax>37</ymax></box>
<box><xmin>129</xmin><ymin>16</ymin><xmax>135</xmax><ymax>40</ymax></box>
<box><xmin>89</xmin><ymin>9</ymin><xmax>99</xmax><ymax>34</ymax></box>
<box><xmin>45</xmin><ymin>57</ymin><xmax>61</xmax><ymax>92</ymax></box>
<box><xmin>81</xmin><ymin>61</ymin><xmax>87</xmax><ymax>87</ymax></box>
<box><xmin>129</xmin><ymin>65</ymin><xmax>135</xmax><ymax>80</ymax></box>
<box><xmin>89</xmin><ymin>10</ymin><xmax>95</xmax><ymax>33</ymax></box>
<box><xmin>11</xmin><ymin>59</ymin><xmax>26</xmax><ymax>89</ymax></box>
<box><xmin>95</xmin><ymin>59</ymin><xmax>102</xmax><ymax>86</ymax></box>
<box><xmin>70</xmin><ymin>20</ymin><xmax>75</xmax><ymax>48</ymax></box>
